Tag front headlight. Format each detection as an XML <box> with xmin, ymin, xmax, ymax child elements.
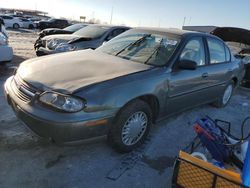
<box><xmin>39</xmin><ymin>92</ymin><xmax>85</xmax><ymax>112</ymax></box>
<box><xmin>55</xmin><ymin>43</ymin><xmax>76</xmax><ymax>52</ymax></box>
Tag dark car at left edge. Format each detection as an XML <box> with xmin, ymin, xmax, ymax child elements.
<box><xmin>37</xmin><ymin>18</ymin><xmax>70</xmax><ymax>30</ymax></box>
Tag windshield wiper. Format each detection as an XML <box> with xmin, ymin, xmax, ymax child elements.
<box><xmin>144</xmin><ymin>38</ymin><xmax>164</xmax><ymax>65</ymax></box>
<box><xmin>115</xmin><ymin>34</ymin><xmax>151</xmax><ymax>56</ymax></box>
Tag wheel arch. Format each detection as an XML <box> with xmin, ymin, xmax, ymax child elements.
<box><xmin>114</xmin><ymin>94</ymin><xmax>160</xmax><ymax>123</ymax></box>
<box><xmin>138</xmin><ymin>94</ymin><xmax>160</xmax><ymax>123</ymax></box>
<box><xmin>13</xmin><ymin>23</ymin><xmax>20</xmax><ymax>28</ymax></box>
<box><xmin>231</xmin><ymin>76</ymin><xmax>238</xmax><ymax>86</ymax></box>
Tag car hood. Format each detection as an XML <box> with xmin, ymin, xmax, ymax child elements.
<box><xmin>42</xmin><ymin>34</ymin><xmax>92</xmax><ymax>46</ymax></box>
<box><xmin>43</xmin><ymin>34</ymin><xmax>79</xmax><ymax>42</ymax></box>
<box><xmin>211</xmin><ymin>27</ymin><xmax>250</xmax><ymax>45</ymax></box>
<box><xmin>40</xmin><ymin>28</ymin><xmax>70</xmax><ymax>36</ymax></box>
<box><xmin>17</xmin><ymin>49</ymin><xmax>152</xmax><ymax>93</ymax></box>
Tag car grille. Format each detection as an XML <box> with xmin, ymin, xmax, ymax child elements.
<box><xmin>12</xmin><ymin>75</ymin><xmax>37</xmax><ymax>102</ymax></box>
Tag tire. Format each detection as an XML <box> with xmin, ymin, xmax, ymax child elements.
<box><xmin>13</xmin><ymin>23</ymin><xmax>20</xmax><ymax>29</ymax></box>
<box><xmin>108</xmin><ymin>99</ymin><xmax>152</xmax><ymax>153</ymax></box>
<box><xmin>213</xmin><ymin>81</ymin><xmax>234</xmax><ymax>108</ymax></box>
<box><xmin>29</xmin><ymin>24</ymin><xmax>34</xmax><ymax>29</ymax></box>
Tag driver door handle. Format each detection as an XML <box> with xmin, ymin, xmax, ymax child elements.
<box><xmin>202</xmin><ymin>73</ymin><xmax>209</xmax><ymax>78</ymax></box>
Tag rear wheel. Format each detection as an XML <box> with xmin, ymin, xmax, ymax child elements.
<box><xmin>13</xmin><ymin>23</ymin><xmax>20</xmax><ymax>29</ymax></box>
<box><xmin>213</xmin><ymin>81</ymin><xmax>234</xmax><ymax>108</ymax></box>
<box><xmin>108</xmin><ymin>100</ymin><xmax>152</xmax><ymax>153</ymax></box>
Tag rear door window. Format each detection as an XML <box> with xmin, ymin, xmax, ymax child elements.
<box><xmin>207</xmin><ymin>38</ymin><xmax>226</xmax><ymax>64</ymax></box>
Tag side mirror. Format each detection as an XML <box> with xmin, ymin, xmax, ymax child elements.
<box><xmin>178</xmin><ymin>59</ymin><xmax>197</xmax><ymax>70</ymax></box>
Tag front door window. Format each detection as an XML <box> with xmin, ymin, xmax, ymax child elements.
<box><xmin>180</xmin><ymin>38</ymin><xmax>206</xmax><ymax>66</ymax></box>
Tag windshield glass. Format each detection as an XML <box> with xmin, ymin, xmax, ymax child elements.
<box><xmin>73</xmin><ymin>25</ymin><xmax>110</xmax><ymax>39</ymax></box>
<box><xmin>98</xmin><ymin>30</ymin><xmax>180</xmax><ymax>66</ymax></box>
<box><xmin>48</xmin><ymin>18</ymin><xmax>55</xmax><ymax>22</ymax></box>
<box><xmin>64</xmin><ymin>24</ymin><xmax>86</xmax><ymax>32</ymax></box>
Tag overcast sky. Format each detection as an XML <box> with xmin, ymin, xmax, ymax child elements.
<box><xmin>1</xmin><ymin>0</ymin><xmax>250</xmax><ymax>29</ymax></box>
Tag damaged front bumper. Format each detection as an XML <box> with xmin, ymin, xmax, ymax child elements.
<box><xmin>4</xmin><ymin>76</ymin><xmax>114</xmax><ymax>143</ymax></box>
<box><xmin>35</xmin><ymin>47</ymin><xmax>57</xmax><ymax>56</ymax></box>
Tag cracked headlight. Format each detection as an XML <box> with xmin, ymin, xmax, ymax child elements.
<box><xmin>55</xmin><ymin>43</ymin><xmax>76</xmax><ymax>52</ymax></box>
<box><xmin>39</xmin><ymin>92</ymin><xmax>85</xmax><ymax>112</ymax></box>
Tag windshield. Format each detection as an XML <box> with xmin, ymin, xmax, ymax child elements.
<box><xmin>73</xmin><ymin>25</ymin><xmax>110</xmax><ymax>39</ymax></box>
<box><xmin>48</xmin><ymin>18</ymin><xmax>55</xmax><ymax>22</ymax></box>
<box><xmin>64</xmin><ymin>24</ymin><xmax>87</xmax><ymax>32</ymax></box>
<box><xmin>98</xmin><ymin>30</ymin><xmax>180</xmax><ymax>66</ymax></box>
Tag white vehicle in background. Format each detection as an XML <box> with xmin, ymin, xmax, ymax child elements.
<box><xmin>19</xmin><ymin>18</ymin><xmax>35</xmax><ymax>29</ymax></box>
<box><xmin>0</xmin><ymin>15</ymin><xmax>24</xmax><ymax>29</ymax></box>
<box><xmin>0</xmin><ymin>32</ymin><xmax>13</xmax><ymax>63</ymax></box>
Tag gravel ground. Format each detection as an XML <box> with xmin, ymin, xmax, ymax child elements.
<box><xmin>0</xmin><ymin>30</ymin><xmax>250</xmax><ymax>188</ymax></box>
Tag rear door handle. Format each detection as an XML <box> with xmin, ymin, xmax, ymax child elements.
<box><xmin>202</xmin><ymin>73</ymin><xmax>209</xmax><ymax>78</ymax></box>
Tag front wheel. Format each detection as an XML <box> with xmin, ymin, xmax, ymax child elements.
<box><xmin>108</xmin><ymin>100</ymin><xmax>152</xmax><ymax>153</ymax></box>
<box><xmin>213</xmin><ymin>81</ymin><xmax>234</xmax><ymax>108</ymax></box>
<box><xmin>13</xmin><ymin>23</ymin><xmax>20</xmax><ymax>29</ymax></box>
<box><xmin>29</xmin><ymin>24</ymin><xmax>34</xmax><ymax>29</ymax></box>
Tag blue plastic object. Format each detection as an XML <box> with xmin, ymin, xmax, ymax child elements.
<box><xmin>194</xmin><ymin>118</ymin><xmax>230</xmax><ymax>163</ymax></box>
<box><xmin>212</xmin><ymin>160</ymin><xmax>225</xmax><ymax>169</ymax></box>
<box><xmin>242</xmin><ymin>141</ymin><xmax>250</xmax><ymax>186</ymax></box>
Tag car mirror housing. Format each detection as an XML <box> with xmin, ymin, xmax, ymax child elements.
<box><xmin>178</xmin><ymin>59</ymin><xmax>197</xmax><ymax>70</ymax></box>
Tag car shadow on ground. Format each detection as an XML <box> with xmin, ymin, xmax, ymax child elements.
<box><xmin>0</xmin><ymin>55</ymin><xmax>26</xmax><ymax>76</ymax></box>
<box><xmin>11</xmin><ymin>54</ymin><xmax>26</xmax><ymax>65</ymax></box>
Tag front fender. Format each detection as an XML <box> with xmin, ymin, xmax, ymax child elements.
<box><xmin>74</xmin><ymin>69</ymin><xmax>170</xmax><ymax>116</ymax></box>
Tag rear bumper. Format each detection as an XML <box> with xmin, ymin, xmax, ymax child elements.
<box><xmin>0</xmin><ymin>45</ymin><xmax>13</xmax><ymax>62</ymax></box>
<box><xmin>4</xmin><ymin>76</ymin><xmax>115</xmax><ymax>143</ymax></box>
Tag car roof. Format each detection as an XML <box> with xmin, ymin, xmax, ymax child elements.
<box><xmin>133</xmin><ymin>27</ymin><xmax>219</xmax><ymax>39</ymax></box>
<box><xmin>88</xmin><ymin>24</ymin><xmax>131</xmax><ymax>29</ymax></box>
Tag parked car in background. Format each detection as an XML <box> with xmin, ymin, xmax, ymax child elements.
<box><xmin>6</xmin><ymin>14</ymin><xmax>23</xmax><ymax>18</ymax></box>
<box><xmin>38</xmin><ymin>23</ymin><xmax>89</xmax><ymax>38</ymax></box>
<box><xmin>0</xmin><ymin>15</ymin><xmax>24</xmax><ymax>29</ymax></box>
<box><xmin>35</xmin><ymin>24</ymin><xmax>130</xmax><ymax>56</ymax></box>
<box><xmin>0</xmin><ymin>33</ymin><xmax>13</xmax><ymax>64</ymax></box>
<box><xmin>0</xmin><ymin>18</ymin><xmax>8</xmax><ymax>37</ymax></box>
<box><xmin>19</xmin><ymin>18</ymin><xmax>35</xmax><ymax>29</ymax></box>
<box><xmin>37</xmin><ymin>18</ymin><xmax>69</xmax><ymax>30</ymax></box>
<box><xmin>5</xmin><ymin>28</ymin><xmax>245</xmax><ymax>152</ymax></box>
